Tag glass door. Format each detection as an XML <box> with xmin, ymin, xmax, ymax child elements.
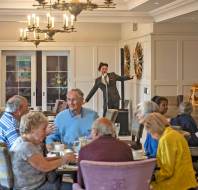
<box><xmin>3</xmin><ymin>51</ymin><xmax>36</xmax><ymax>107</ymax></box>
<box><xmin>42</xmin><ymin>52</ymin><xmax>68</xmax><ymax>111</ymax></box>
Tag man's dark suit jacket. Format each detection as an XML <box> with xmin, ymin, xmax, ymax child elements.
<box><xmin>85</xmin><ymin>72</ymin><xmax>133</xmax><ymax>115</ymax></box>
<box><xmin>77</xmin><ymin>135</ymin><xmax>133</xmax><ymax>188</ymax></box>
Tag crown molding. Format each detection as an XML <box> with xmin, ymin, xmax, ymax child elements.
<box><xmin>0</xmin><ymin>9</ymin><xmax>154</xmax><ymax>23</ymax></box>
<box><xmin>150</xmin><ymin>0</ymin><xmax>198</xmax><ymax>22</ymax></box>
<box><xmin>0</xmin><ymin>0</ymin><xmax>129</xmax><ymax>10</ymax></box>
<box><xmin>127</xmin><ymin>0</ymin><xmax>148</xmax><ymax>10</ymax></box>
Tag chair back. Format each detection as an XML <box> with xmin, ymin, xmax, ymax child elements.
<box><xmin>0</xmin><ymin>143</ymin><xmax>14</xmax><ymax>189</ymax></box>
<box><xmin>131</xmin><ymin>119</ymin><xmax>144</xmax><ymax>150</ymax></box>
<box><xmin>80</xmin><ymin>159</ymin><xmax>156</xmax><ymax>190</ymax></box>
<box><xmin>53</xmin><ymin>99</ymin><xmax>68</xmax><ymax>114</ymax></box>
<box><xmin>105</xmin><ymin>109</ymin><xmax>118</xmax><ymax>123</ymax></box>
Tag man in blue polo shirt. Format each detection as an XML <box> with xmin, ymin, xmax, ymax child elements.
<box><xmin>0</xmin><ymin>95</ymin><xmax>29</xmax><ymax>149</ymax></box>
<box><xmin>46</xmin><ymin>88</ymin><xmax>98</xmax><ymax>149</ymax></box>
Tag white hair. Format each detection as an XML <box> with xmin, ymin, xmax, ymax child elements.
<box><xmin>5</xmin><ymin>95</ymin><xmax>27</xmax><ymax>113</ymax></box>
<box><xmin>20</xmin><ymin>111</ymin><xmax>48</xmax><ymax>135</ymax></box>
<box><xmin>92</xmin><ymin>118</ymin><xmax>115</xmax><ymax>137</ymax></box>
<box><xmin>179</xmin><ymin>102</ymin><xmax>193</xmax><ymax>115</ymax></box>
<box><xmin>135</xmin><ymin>101</ymin><xmax>159</xmax><ymax>118</ymax></box>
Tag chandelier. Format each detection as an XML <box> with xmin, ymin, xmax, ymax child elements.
<box><xmin>34</xmin><ymin>0</ymin><xmax>116</xmax><ymax>21</ymax></box>
<box><xmin>19</xmin><ymin>12</ymin><xmax>75</xmax><ymax>47</ymax></box>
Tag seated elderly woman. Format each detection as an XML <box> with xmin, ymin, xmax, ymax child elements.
<box><xmin>170</xmin><ymin>102</ymin><xmax>198</xmax><ymax>146</ymax></box>
<box><xmin>144</xmin><ymin>113</ymin><xmax>197</xmax><ymax>190</ymax></box>
<box><xmin>10</xmin><ymin>111</ymin><xmax>75</xmax><ymax>190</ymax></box>
<box><xmin>135</xmin><ymin>101</ymin><xmax>159</xmax><ymax>157</ymax></box>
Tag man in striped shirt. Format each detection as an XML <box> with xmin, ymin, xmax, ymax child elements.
<box><xmin>0</xmin><ymin>95</ymin><xmax>29</xmax><ymax>149</ymax></box>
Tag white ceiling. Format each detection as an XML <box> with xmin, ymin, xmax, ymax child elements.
<box><xmin>0</xmin><ymin>0</ymin><xmax>198</xmax><ymax>24</ymax></box>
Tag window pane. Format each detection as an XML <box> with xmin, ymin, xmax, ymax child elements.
<box><xmin>19</xmin><ymin>88</ymin><xmax>31</xmax><ymax>105</ymax></box>
<box><xmin>6</xmin><ymin>88</ymin><xmax>18</xmax><ymax>101</ymax></box>
<box><xmin>47</xmin><ymin>56</ymin><xmax>58</xmax><ymax>71</ymax></box>
<box><xmin>17</xmin><ymin>56</ymin><xmax>31</xmax><ymax>72</ymax></box>
<box><xmin>47</xmin><ymin>72</ymin><xmax>59</xmax><ymax>87</ymax></box>
<box><xmin>60</xmin><ymin>87</ymin><xmax>67</xmax><ymax>100</ymax></box>
<box><xmin>6</xmin><ymin>55</ymin><xmax>31</xmax><ymax>105</ymax></box>
<box><xmin>59</xmin><ymin>72</ymin><xmax>67</xmax><ymax>87</ymax></box>
<box><xmin>18</xmin><ymin>72</ymin><xmax>31</xmax><ymax>87</ymax></box>
<box><xmin>6</xmin><ymin>72</ymin><xmax>18</xmax><ymax>87</ymax></box>
<box><xmin>59</xmin><ymin>56</ymin><xmax>67</xmax><ymax>71</ymax></box>
<box><xmin>47</xmin><ymin>88</ymin><xmax>59</xmax><ymax>110</ymax></box>
<box><xmin>6</xmin><ymin>56</ymin><xmax>16</xmax><ymax>71</ymax></box>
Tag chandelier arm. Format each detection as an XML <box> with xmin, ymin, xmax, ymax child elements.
<box><xmin>20</xmin><ymin>0</ymin><xmax>117</xmax><ymax>47</ymax></box>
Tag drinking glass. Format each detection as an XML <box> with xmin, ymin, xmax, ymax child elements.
<box><xmin>73</xmin><ymin>140</ymin><xmax>80</xmax><ymax>153</ymax></box>
<box><xmin>114</xmin><ymin>123</ymin><xmax>120</xmax><ymax>138</ymax></box>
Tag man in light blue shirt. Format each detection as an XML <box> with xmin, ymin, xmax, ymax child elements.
<box><xmin>46</xmin><ymin>89</ymin><xmax>98</xmax><ymax>148</ymax></box>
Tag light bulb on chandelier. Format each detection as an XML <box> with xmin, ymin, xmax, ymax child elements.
<box><xmin>19</xmin><ymin>12</ymin><xmax>76</xmax><ymax>47</ymax></box>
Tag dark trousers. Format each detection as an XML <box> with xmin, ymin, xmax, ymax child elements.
<box><xmin>103</xmin><ymin>100</ymin><xmax>119</xmax><ymax>117</ymax></box>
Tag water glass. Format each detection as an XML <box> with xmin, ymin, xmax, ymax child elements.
<box><xmin>114</xmin><ymin>123</ymin><xmax>120</xmax><ymax>138</ymax></box>
<box><xmin>73</xmin><ymin>140</ymin><xmax>80</xmax><ymax>153</ymax></box>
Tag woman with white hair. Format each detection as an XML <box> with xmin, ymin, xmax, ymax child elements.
<box><xmin>11</xmin><ymin>112</ymin><xmax>75</xmax><ymax>190</ymax></box>
<box><xmin>170</xmin><ymin>102</ymin><xmax>198</xmax><ymax>146</ymax></box>
<box><xmin>135</xmin><ymin>101</ymin><xmax>159</xmax><ymax>157</ymax></box>
<box><xmin>144</xmin><ymin>113</ymin><xmax>197</xmax><ymax>190</ymax></box>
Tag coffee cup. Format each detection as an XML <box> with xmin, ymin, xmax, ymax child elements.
<box><xmin>133</xmin><ymin>150</ymin><xmax>144</xmax><ymax>160</ymax></box>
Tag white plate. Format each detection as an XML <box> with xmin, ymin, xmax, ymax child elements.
<box><xmin>133</xmin><ymin>155</ymin><xmax>147</xmax><ymax>160</ymax></box>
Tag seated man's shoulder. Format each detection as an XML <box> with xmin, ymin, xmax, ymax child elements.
<box><xmin>83</xmin><ymin>108</ymin><xmax>97</xmax><ymax>115</ymax></box>
<box><xmin>56</xmin><ymin>109</ymin><xmax>69</xmax><ymax>118</ymax></box>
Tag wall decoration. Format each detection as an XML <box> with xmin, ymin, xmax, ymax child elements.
<box><xmin>124</xmin><ymin>45</ymin><xmax>130</xmax><ymax>77</ymax></box>
<box><xmin>133</xmin><ymin>42</ymin><xmax>143</xmax><ymax>80</ymax></box>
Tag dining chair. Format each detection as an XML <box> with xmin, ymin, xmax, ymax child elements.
<box><xmin>73</xmin><ymin>158</ymin><xmax>156</xmax><ymax>190</ymax></box>
<box><xmin>105</xmin><ymin>109</ymin><xmax>119</xmax><ymax>123</ymax></box>
<box><xmin>131</xmin><ymin>119</ymin><xmax>144</xmax><ymax>150</ymax></box>
<box><xmin>0</xmin><ymin>143</ymin><xmax>14</xmax><ymax>190</ymax></box>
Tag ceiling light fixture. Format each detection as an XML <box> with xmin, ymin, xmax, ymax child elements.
<box><xmin>19</xmin><ymin>12</ymin><xmax>75</xmax><ymax>47</ymax></box>
<box><xmin>34</xmin><ymin>0</ymin><xmax>116</xmax><ymax>21</ymax></box>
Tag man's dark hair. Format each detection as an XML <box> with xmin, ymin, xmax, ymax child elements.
<box><xmin>151</xmin><ymin>96</ymin><xmax>168</xmax><ymax>105</ymax></box>
<box><xmin>98</xmin><ymin>62</ymin><xmax>108</xmax><ymax>71</ymax></box>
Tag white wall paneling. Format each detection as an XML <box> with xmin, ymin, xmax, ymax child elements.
<box><xmin>182</xmin><ymin>85</ymin><xmax>192</xmax><ymax>97</ymax></box>
<box><xmin>121</xmin><ymin>22</ymin><xmax>198</xmax><ymax>108</ymax></box>
<box><xmin>155</xmin><ymin>85</ymin><xmax>177</xmax><ymax>96</ymax></box>
<box><xmin>0</xmin><ymin>42</ymin><xmax>119</xmax><ymax>113</ymax></box>
<box><xmin>152</xmin><ymin>35</ymin><xmax>198</xmax><ymax>97</ymax></box>
<box><xmin>154</xmin><ymin>40</ymin><xmax>178</xmax><ymax>81</ymax></box>
<box><xmin>182</xmin><ymin>40</ymin><xmax>198</xmax><ymax>81</ymax></box>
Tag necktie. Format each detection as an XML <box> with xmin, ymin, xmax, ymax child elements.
<box><xmin>104</xmin><ymin>75</ymin><xmax>108</xmax><ymax>85</ymax></box>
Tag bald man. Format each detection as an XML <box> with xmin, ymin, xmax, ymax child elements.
<box><xmin>77</xmin><ymin>117</ymin><xmax>133</xmax><ymax>188</ymax></box>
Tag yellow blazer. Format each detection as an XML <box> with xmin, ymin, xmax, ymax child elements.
<box><xmin>151</xmin><ymin>127</ymin><xmax>197</xmax><ymax>190</ymax></box>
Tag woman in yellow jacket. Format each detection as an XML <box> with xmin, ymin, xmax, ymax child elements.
<box><xmin>144</xmin><ymin>112</ymin><xmax>197</xmax><ymax>190</ymax></box>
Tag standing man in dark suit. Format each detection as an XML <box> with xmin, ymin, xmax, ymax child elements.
<box><xmin>85</xmin><ymin>62</ymin><xmax>133</xmax><ymax>116</ymax></box>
